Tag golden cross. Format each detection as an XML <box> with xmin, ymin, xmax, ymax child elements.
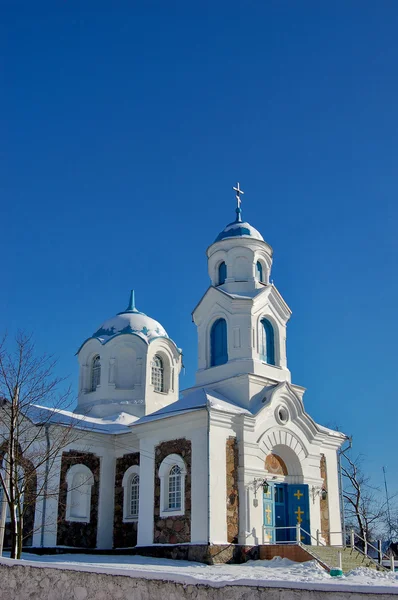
<box><xmin>265</xmin><ymin>505</ymin><xmax>272</xmax><ymax>524</ymax></box>
<box><xmin>294</xmin><ymin>489</ymin><xmax>303</xmax><ymax>500</ymax></box>
<box><xmin>233</xmin><ymin>182</ymin><xmax>244</xmax><ymax>209</ymax></box>
<box><xmin>295</xmin><ymin>507</ymin><xmax>304</xmax><ymax>524</ymax></box>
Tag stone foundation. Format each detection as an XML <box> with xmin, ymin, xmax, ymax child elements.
<box><xmin>113</xmin><ymin>452</ymin><xmax>140</xmax><ymax>548</ymax></box>
<box><xmin>57</xmin><ymin>450</ymin><xmax>100</xmax><ymax>548</ymax></box>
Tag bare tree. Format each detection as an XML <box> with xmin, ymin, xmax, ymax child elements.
<box><xmin>0</xmin><ymin>332</ymin><xmax>83</xmax><ymax>559</ymax></box>
<box><xmin>341</xmin><ymin>448</ymin><xmax>391</xmax><ymax>546</ymax></box>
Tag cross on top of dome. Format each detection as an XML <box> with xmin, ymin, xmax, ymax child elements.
<box><xmin>233</xmin><ymin>182</ymin><xmax>244</xmax><ymax>222</ymax></box>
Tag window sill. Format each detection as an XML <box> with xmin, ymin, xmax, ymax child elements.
<box><xmin>66</xmin><ymin>517</ymin><xmax>91</xmax><ymax>524</ymax></box>
<box><xmin>160</xmin><ymin>508</ymin><xmax>185</xmax><ymax>518</ymax></box>
<box><xmin>153</xmin><ymin>389</ymin><xmax>169</xmax><ymax>395</ymax></box>
<box><xmin>123</xmin><ymin>516</ymin><xmax>139</xmax><ymax>523</ymax></box>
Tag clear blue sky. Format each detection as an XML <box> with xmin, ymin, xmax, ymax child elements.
<box><xmin>1</xmin><ymin>1</ymin><xmax>397</xmax><ymax>491</ymax></box>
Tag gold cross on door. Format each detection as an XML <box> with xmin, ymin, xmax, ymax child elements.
<box><xmin>295</xmin><ymin>507</ymin><xmax>304</xmax><ymax>524</ymax></box>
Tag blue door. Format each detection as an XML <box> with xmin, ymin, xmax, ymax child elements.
<box><xmin>287</xmin><ymin>484</ymin><xmax>311</xmax><ymax>544</ymax></box>
<box><xmin>274</xmin><ymin>483</ymin><xmax>288</xmax><ymax>542</ymax></box>
<box><xmin>263</xmin><ymin>484</ymin><xmax>275</xmax><ymax>543</ymax></box>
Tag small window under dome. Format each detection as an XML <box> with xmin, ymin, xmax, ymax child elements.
<box><xmin>151</xmin><ymin>355</ymin><xmax>164</xmax><ymax>392</ymax></box>
<box><xmin>256</xmin><ymin>261</ymin><xmax>264</xmax><ymax>282</ymax></box>
<box><xmin>91</xmin><ymin>355</ymin><xmax>101</xmax><ymax>391</ymax></box>
<box><xmin>218</xmin><ymin>262</ymin><xmax>227</xmax><ymax>285</ymax></box>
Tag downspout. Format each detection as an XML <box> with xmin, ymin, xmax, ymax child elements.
<box><xmin>40</xmin><ymin>424</ymin><xmax>50</xmax><ymax>548</ymax></box>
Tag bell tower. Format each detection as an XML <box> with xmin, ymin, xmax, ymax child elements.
<box><xmin>192</xmin><ymin>185</ymin><xmax>292</xmax><ymax>409</ymax></box>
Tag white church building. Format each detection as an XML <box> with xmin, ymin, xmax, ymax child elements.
<box><xmin>26</xmin><ymin>186</ymin><xmax>346</xmax><ymax>555</ymax></box>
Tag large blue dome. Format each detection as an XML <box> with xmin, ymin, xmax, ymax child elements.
<box><xmin>214</xmin><ymin>220</ymin><xmax>264</xmax><ymax>243</ymax></box>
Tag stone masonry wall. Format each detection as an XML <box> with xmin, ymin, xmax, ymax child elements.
<box><xmin>153</xmin><ymin>438</ymin><xmax>191</xmax><ymax>544</ymax></box>
<box><xmin>0</xmin><ymin>560</ymin><xmax>394</xmax><ymax>600</ymax></box>
<box><xmin>0</xmin><ymin>443</ymin><xmax>37</xmax><ymax>548</ymax></box>
<box><xmin>320</xmin><ymin>454</ymin><xmax>330</xmax><ymax>545</ymax></box>
<box><xmin>57</xmin><ymin>450</ymin><xmax>100</xmax><ymax>548</ymax></box>
<box><xmin>226</xmin><ymin>437</ymin><xmax>239</xmax><ymax>543</ymax></box>
<box><xmin>113</xmin><ymin>452</ymin><xmax>140</xmax><ymax>548</ymax></box>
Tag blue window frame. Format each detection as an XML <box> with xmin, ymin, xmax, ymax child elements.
<box><xmin>218</xmin><ymin>262</ymin><xmax>227</xmax><ymax>285</ymax></box>
<box><xmin>260</xmin><ymin>318</ymin><xmax>275</xmax><ymax>365</ymax></box>
<box><xmin>256</xmin><ymin>261</ymin><xmax>263</xmax><ymax>282</ymax></box>
<box><xmin>210</xmin><ymin>318</ymin><xmax>228</xmax><ymax>367</ymax></box>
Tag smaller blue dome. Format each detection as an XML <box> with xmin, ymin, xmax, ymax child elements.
<box><xmin>215</xmin><ymin>220</ymin><xmax>264</xmax><ymax>243</ymax></box>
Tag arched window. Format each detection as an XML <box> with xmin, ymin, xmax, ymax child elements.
<box><xmin>256</xmin><ymin>261</ymin><xmax>264</xmax><ymax>282</ymax></box>
<box><xmin>168</xmin><ymin>465</ymin><xmax>182</xmax><ymax>510</ymax></box>
<box><xmin>130</xmin><ymin>474</ymin><xmax>140</xmax><ymax>517</ymax></box>
<box><xmin>151</xmin><ymin>355</ymin><xmax>164</xmax><ymax>392</ymax></box>
<box><xmin>66</xmin><ymin>464</ymin><xmax>94</xmax><ymax>523</ymax></box>
<box><xmin>260</xmin><ymin>318</ymin><xmax>276</xmax><ymax>366</ymax></box>
<box><xmin>218</xmin><ymin>261</ymin><xmax>227</xmax><ymax>285</ymax></box>
<box><xmin>122</xmin><ymin>466</ymin><xmax>140</xmax><ymax>521</ymax></box>
<box><xmin>91</xmin><ymin>355</ymin><xmax>101</xmax><ymax>391</ymax></box>
<box><xmin>210</xmin><ymin>318</ymin><xmax>228</xmax><ymax>367</ymax></box>
<box><xmin>158</xmin><ymin>454</ymin><xmax>186</xmax><ymax>517</ymax></box>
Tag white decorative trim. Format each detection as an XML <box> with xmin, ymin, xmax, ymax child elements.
<box><xmin>158</xmin><ymin>453</ymin><xmax>186</xmax><ymax>518</ymax></box>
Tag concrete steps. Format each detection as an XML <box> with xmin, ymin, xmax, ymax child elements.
<box><xmin>302</xmin><ymin>544</ymin><xmax>384</xmax><ymax>573</ymax></box>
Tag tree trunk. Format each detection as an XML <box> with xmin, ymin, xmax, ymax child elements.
<box><xmin>9</xmin><ymin>506</ymin><xmax>18</xmax><ymax>559</ymax></box>
<box><xmin>17</xmin><ymin>515</ymin><xmax>23</xmax><ymax>559</ymax></box>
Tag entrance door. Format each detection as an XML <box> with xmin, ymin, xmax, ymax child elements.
<box><xmin>274</xmin><ymin>483</ymin><xmax>288</xmax><ymax>542</ymax></box>
<box><xmin>287</xmin><ymin>484</ymin><xmax>311</xmax><ymax>544</ymax></box>
<box><xmin>263</xmin><ymin>484</ymin><xmax>275</xmax><ymax>543</ymax></box>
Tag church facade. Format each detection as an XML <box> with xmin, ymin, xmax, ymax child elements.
<box><xmin>29</xmin><ymin>191</ymin><xmax>346</xmax><ymax>552</ymax></box>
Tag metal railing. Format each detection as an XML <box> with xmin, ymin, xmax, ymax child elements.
<box><xmin>350</xmin><ymin>529</ymin><xmax>395</xmax><ymax>572</ymax></box>
<box><xmin>261</xmin><ymin>524</ymin><xmax>395</xmax><ymax>571</ymax></box>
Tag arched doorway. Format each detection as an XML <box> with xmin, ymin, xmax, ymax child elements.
<box><xmin>263</xmin><ymin>449</ymin><xmax>310</xmax><ymax>544</ymax></box>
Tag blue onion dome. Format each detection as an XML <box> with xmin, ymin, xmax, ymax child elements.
<box><xmin>214</xmin><ymin>204</ymin><xmax>264</xmax><ymax>243</ymax></box>
<box><xmin>91</xmin><ymin>291</ymin><xmax>169</xmax><ymax>345</ymax></box>
<box><xmin>215</xmin><ymin>220</ymin><xmax>264</xmax><ymax>243</ymax></box>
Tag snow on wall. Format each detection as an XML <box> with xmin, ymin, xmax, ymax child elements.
<box><xmin>0</xmin><ymin>557</ymin><xmax>397</xmax><ymax>600</ymax></box>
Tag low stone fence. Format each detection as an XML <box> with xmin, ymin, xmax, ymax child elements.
<box><xmin>0</xmin><ymin>558</ymin><xmax>397</xmax><ymax>600</ymax></box>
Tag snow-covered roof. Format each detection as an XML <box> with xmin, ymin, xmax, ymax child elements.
<box><xmin>77</xmin><ymin>291</ymin><xmax>180</xmax><ymax>353</ymax></box>
<box><xmin>91</xmin><ymin>312</ymin><xmax>169</xmax><ymax>345</ymax></box>
<box><xmin>214</xmin><ymin>220</ymin><xmax>264</xmax><ymax>243</ymax></box>
<box><xmin>25</xmin><ymin>405</ymin><xmax>136</xmax><ymax>434</ymax></box>
<box><xmin>135</xmin><ymin>388</ymin><xmax>251</xmax><ymax>425</ymax></box>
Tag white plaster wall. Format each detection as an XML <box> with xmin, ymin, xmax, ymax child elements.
<box><xmin>136</xmin><ymin>436</ymin><xmax>155</xmax><ymax>546</ymax></box>
<box><xmin>322</xmin><ymin>447</ymin><xmax>343</xmax><ymax>546</ymax></box>
<box><xmin>76</xmin><ymin>334</ymin><xmax>181</xmax><ymax>419</ymax></box>
<box><xmin>208</xmin><ymin>415</ymin><xmax>238</xmax><ymax>544</ymax></box>
<box><xmin>136</xmin><ymin>411</ymin><xmax>209</xmax><ymax>546</ymax></box>
<box><xmin>96</xmin><ymin>451</ymin><xmax>116</xmax><ymax>549</ymax></box>
<box><xmin>76</xmin><ymin>336</ymin><xmax>148</xmax><ymax>418</ymax></box>
<box><xmin>207</xmin><ymin>237</ymin><xmax>273</xmax><ymax>293</ymax></box>
<box><xmin>193</xmin><ymin>285</ymin><xmax>291</xmax><ymax>395</ymax></box>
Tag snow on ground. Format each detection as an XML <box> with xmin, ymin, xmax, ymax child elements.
<box><xmin>1</xmin><ymin>553</ymin><xmax>397</xmax><ymax>593</ymax></box>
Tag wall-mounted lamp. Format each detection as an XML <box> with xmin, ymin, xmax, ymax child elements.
<box><xmin>250</xmin><ymin>478</ymin><xmax>270</xmax><ymax>498</ymax></box>
<box><xmin>311</xmin><ymin>485</ymin><xmax>327</xmax><ymax>503</ymax></box>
